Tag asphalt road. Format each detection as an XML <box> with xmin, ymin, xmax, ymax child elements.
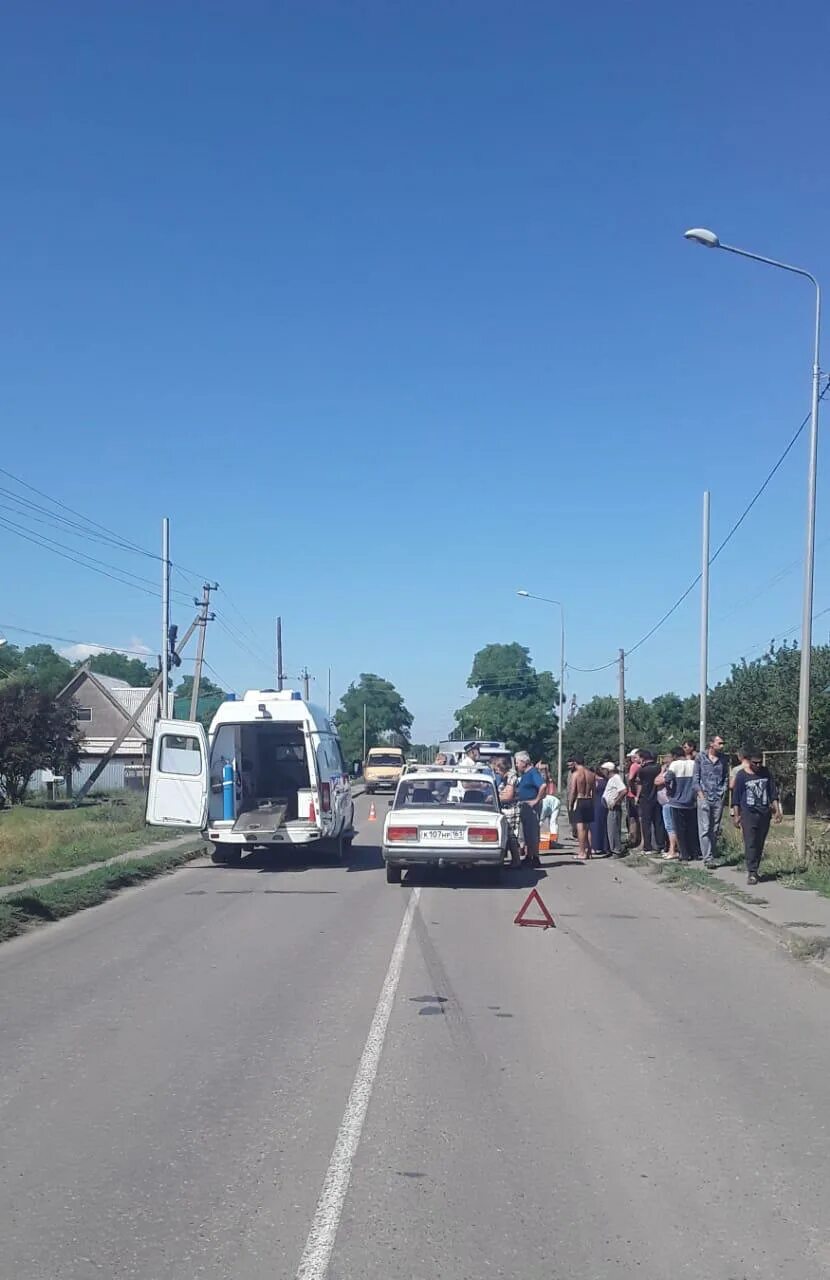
<box><xmin>2</xmin><ymin>792</ymin><xmax>830</xmax><ymax>1278</ymax></box>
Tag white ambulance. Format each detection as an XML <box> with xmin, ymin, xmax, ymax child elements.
<box><xmin>145</xmin><ymin>690</ymin><xmax>355</xmax><ymax>864</ymax></box>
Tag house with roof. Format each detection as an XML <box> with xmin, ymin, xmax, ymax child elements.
<box><xmin>40</xmin><ymin>668</ymin><xmax>161</xmax><ymax>794</ymax></box>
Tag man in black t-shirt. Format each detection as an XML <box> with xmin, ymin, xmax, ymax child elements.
<box><xmin>636</xmin><ymin>751</ymin><xmax>666</xmax><ymax>854</ymax></box>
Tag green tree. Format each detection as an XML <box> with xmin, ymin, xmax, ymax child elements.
<box><xmin>335</xmin><ymin>674</ymin><xmax>413</xmax><ymax>765</ymax></box>
<box><xmin>87</xmin><ymin>651</ymin><xmax>157</xmax><ymax>687</ymax></box>
<box><xmin>454</xmin><ymin>643</ymin><xmax>559</xmax><ymax>761</ymax></box>
<box><xmin>0</xmin><ymin>682</ymin><xmax>83</xmax><ymax>804</ymax></box>
<box><xmin>14</xmin><ymin>645</ymin><xmax>74</xmax><ymax>697</ymax></box>
<box><xmin>708</xmin><ymin>641</ymin><xmax>830</xmax><ymax>807</ymax></box>
<box><xmin>0</xmin><ymin>642</ymin><xmax>24</xmax><ymax>682</ymax></box>
<box><xmin>173</xmin><ymin>675</ymin><xmax>226</xmax><ymax>727</ymax></box>
<box><xmin>563</xmin><ymin>691</ymin><xmax>699</xmax><ymax>766</ymax></box>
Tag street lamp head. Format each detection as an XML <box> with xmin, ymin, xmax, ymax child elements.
<box><xmin>516</xmin><ymin>589</ymin><xmax>530</xmax><ymax>598</ymax></box>
<box><xmin>684</xmin><ymin>227</ymin><xmax>720</xmax><ymax>249</ymax></box>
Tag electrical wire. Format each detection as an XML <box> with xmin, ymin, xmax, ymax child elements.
<box><xmin>0</xmin><ymin>466</ymin><xmax>214</xmax><ymax>589</ymax></box>
<box><xmin>218</xmin><ymin>588</ymin><xmax>262</xmax><ymax>647</ymax></box>
<box><xmin>0</xmin><ymin>513</ymin><xmax>202</xmax><ymax>607</ymax></box>
<box><xmin>710</xmin><ymin>605</ymin><xmax>830</xmax><ymax>674</ymax></box>
<box><xmin>568</xmin><ymin>380</ymin><xmax>830</xmax><ymax>674</ymax></box>
<box><xmin>0</xmin><ymin>516</ymin><xmax>166</xmax><ymax>598</ymax></box>
<box><xmin>0</xmin><ymin>467</ymin><xmax>158</xmax><ymax>559</ymax></box>
<box><xmin>0</xmin><ymin>622</ymin><xmax>156</xmax><ymax>657</ymax></box>
<box><xmin>213</xmin><ymin>613</ymin><xmax>274</xmax><ymax>672</ymax></box>
<box><xmin>202</xmin><ymin>659</ymin><xmax>234</xmax><ymax>691</ymax></box>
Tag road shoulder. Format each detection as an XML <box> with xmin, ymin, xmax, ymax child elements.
<box><xmin>623</xmin><ymin>850</ymin><xmax>830</xmax><ymax>977</ymax></box>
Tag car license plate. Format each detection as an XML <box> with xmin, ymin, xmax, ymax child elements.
<box><xmin>421</xmin><ymin>828</ymin><xmax>464</xmax><ymax>842</ymax></box>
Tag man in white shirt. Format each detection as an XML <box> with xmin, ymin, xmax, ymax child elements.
<box><xmin>601</xmin><ymin>762</ymin><xmax>627</xmax><ymax>857</ymax></box>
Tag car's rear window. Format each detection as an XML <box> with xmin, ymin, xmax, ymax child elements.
<box><xmin>394</xmin><ymin>779</ymin><xmax>498</xmax><ymax>810</ymax></box>
<box><xmin>367</xmin><ymin>753</ymin><xmax>404</xmax><ymax>766</ymax></box>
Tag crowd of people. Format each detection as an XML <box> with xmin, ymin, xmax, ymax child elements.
<box><xmin>437</xmin><ymin>736</ymin><xmax>783</xmax><ymax>884</ymax></box>
<box><xmin>563</xmin><ymin>737</ymin><xmax>783</xmax><ymax>884</ymax></box>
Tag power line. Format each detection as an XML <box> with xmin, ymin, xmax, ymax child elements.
<box><xmin>0</xmin><ymin>513</ymin><xmax>199</xmax><ymax>605</ymax></box>
<box><xmin>202</xmin><ymin>659</ymin><xmax>235</xmax><ymax>691</ymax></box>
<box><xmin>0</xmin><ymin>466</ymin><xmax>157</xmax><ymax>560</ymax></box>
<box><xmin>218</xmin><ymin>588</ymin><xmax>262</xmax><ymax>647</ymax></box>
<box><xmin>213</xmin><ymin>613</ymin><xmax>274</xmax><ymax>671</ymax></box>
<box><xmin>0</xmin><ymin>622</ymin><xmax>155</xmax><ymax>657</ymax></box>
<box><xmin>711</xmin><ymin>605</ymin><xmax>830</xmax><ymax>674</ymax></box>
<box><xmin>569</xmin><ymin>380</ymin><xmax>830</xmax><ymax>674</ymax></box>
<box><xmin>0</xmin><ymin>465</ymin><xmax>214</xmax><ymax>587</ymax></box>
<box><xmin>0</xmin><ymin>516</ymin><xmax>164</xmax><ymax>598</ymax></box>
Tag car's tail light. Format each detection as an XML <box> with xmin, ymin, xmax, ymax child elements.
<box><xmin>468</xmin><ymin>826</ymin><xmax>499</xmax><ymax>843</ymax></box>
<box><xmin>387</xmin><ymin>826</ymin><xmax>418</xmax><ymax>842</ymax></box>
<box><xmin>321</xmin><ymin>782</ymin><xmax>331</xmax><ymax>813</ymax></box>
<box><xmin>309</xmin><ymin>798</ymin><xmax>317</xmax><ymax>824</ymax></box>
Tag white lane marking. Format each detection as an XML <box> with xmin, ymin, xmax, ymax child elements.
<box><xmin>296</xmin><ymin>886</ymin><xmax>421</xmax><ymax>1280</ymax></box>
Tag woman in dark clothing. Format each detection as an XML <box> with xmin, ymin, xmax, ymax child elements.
<box><xmin>591</xmin><ymin>766</ymin><xmax>608</xmax><ymax>855</ymax></box>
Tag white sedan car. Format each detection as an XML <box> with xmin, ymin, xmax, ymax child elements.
<box><xmin>382</xmin><ymin>767</ymin><xmax>510</xmax><ymax>884</ymax></box>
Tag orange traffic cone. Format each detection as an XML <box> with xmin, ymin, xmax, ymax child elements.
<box><xmin>368</xmin><ymin>800</ymin><xmax>377</xmax><ymax>822</ymax></box>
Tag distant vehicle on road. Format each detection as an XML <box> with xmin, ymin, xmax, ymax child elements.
<box><xmin>145</xmin><ymin>690</ymin><xmax>355</xmax><ymax>865</ymax></box>
<box><xmin>364</xmin><ymin>746</ymin><xmax>406</xmax><ymax>794</ymax></box>
<box><xmin>437</xmin><ymin>739</ymin><xmax>511</xmax><ymax>766</ymax></box>
<box><xmin>382</xmin><ymin>764</ymin><xmax>510</xmax><ymax>884</ymax></box>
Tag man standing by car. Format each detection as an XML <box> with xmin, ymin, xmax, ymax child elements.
<box><xmin>514</xmin><ymin>751</ymin><xmax>546</xmax><ymax>866</ymax></box>
<box><xmin>694</xmin><ymin>733</ymin><xmax>729</xmax><ymax>867</ymax></box>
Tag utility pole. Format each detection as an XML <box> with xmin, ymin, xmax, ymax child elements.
<box><xmin>327</xmin><ymin>666</ymin><xmax>332</xmax><ymax>717</ymax></box>
<box><xmin>276</xmin><ymin>616</ymin><xmax>284</xmax><ymax>691</ymax></box>
<box><xmin>161</xmin><ymin>517</ymin><xmax>170</xmax><ymax>718</ymax></box>
<box><xmin>301</xmin><ymin>666</ymin><xmax>311</xmax><ymax>701</ymax></box>
<box><xmin>618</xmin><ymin>648</ymin><xmax>626</xmax><ymax>773</ymax></box>
<box><xmin>700</xmin><ymin>491</ymin><xmax>710</xmax><ymax>751</ymax></box>
<box><xmin>190</xmin><ymin>582</ymin><xmax>218</xmax><ymax>720</ymax></box>
<box><xmin>363</xmin><ymin>702</ymin><xmax>367</xmax><ymax>760</ymax></box>
<box><xmin>76</xmin><ymin>614</ymin><xmax>199</xmax><ymax>803</ymax></box>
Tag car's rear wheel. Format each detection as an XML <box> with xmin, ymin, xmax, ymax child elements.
<box><xmin>386</xmin><ymin>863</ymin><xmax>402</xmax><ymax>884</ymax></box>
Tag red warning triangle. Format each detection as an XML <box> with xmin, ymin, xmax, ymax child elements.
<box><xmin>514</xmin><ymin>888</ymin><xmax>555</xmax><ymax>929</ymax></box>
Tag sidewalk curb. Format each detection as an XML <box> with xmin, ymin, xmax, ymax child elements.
<box><xmin>625</xmin><ymin>853</ymin><xmax>830</xmax><ymax>985</ymax></box>
<box><xmin>0</xmin><ymin>833</ymin><xmax>206</xmax><ymax>901</ymax></box>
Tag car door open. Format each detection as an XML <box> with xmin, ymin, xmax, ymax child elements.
<box><xmin>146</xmin><ymin>719</ymin><xmax>209</xmax><ymax>828</ymax></box>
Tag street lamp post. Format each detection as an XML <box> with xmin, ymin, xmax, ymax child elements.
<box><xmin>685</xmin><ymin>227</ymin><xmax>821</xmax><ymax>857</ymax></box>
<box><xmin>517</xmin><ymin>590</ymin><xmax>565</xmax><ymax>794</ymax></box>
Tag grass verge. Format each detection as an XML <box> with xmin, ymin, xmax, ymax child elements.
<box><xmin>717</xmin><ymin>817</ymin><xmax>830</xmax><ymax>899</ymax></box>
<box><xmin>0</xmin><ymin>795</ymin><xmax>182</xmax><ymax>887</ymax></box>
<box><xmin>627</xmin><ymin>851</ymin><xmax>768</xmax><ymax>905</ymax></box>
<box><xmin>0</xmin><ymin>844</ymin><xmax>203</xmax><ymax>944</ymax></box>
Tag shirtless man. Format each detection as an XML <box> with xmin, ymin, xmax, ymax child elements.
<box><xmin>567</xmin><ymin>754</ymin><xmax>596</xmax><ymax>861</ymax></box>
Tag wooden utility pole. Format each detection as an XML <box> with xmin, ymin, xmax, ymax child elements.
<box><xmin>276</xmin><ymin>616</ymin><xmax>284</xmax><ymax>691</ymax></box>
<box><xmin>190</xmin><ymin>582</ymin><xmax>217</xmax><ymax>719</ymax></box>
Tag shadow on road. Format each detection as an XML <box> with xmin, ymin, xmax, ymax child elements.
<box><xmin>198</xmin><ymin>840</ymin><xmax>384</xmax><ymax>876</ymax></box>
<box><xmin>402</xmin><ymin>864</ymin><xmax>550</xmax><ymax>891</ymax></box>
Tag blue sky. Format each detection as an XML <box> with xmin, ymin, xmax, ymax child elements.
<box><xmin>2</xmin><ymin>0</ymin><xmax>830</xmax><ymax>742</ymax></box>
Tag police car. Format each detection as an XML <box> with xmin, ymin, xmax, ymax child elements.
<box><xmin>382</xmin><ymin>764</ymin><xmax>510</xmax><ymax>883</ymax></box>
